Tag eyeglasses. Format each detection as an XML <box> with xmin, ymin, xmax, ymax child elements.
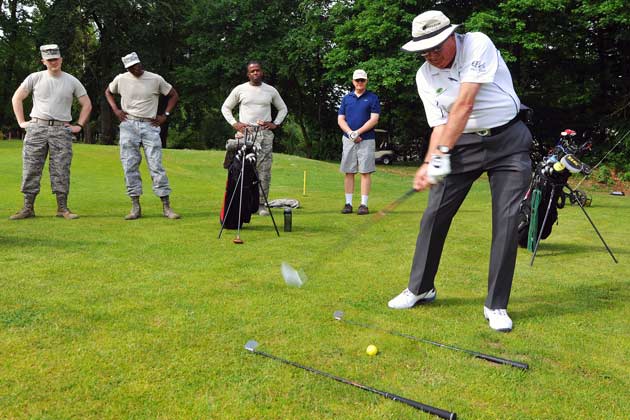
<box><xmin>354</xmin><ymin>79</ymin><xmax>366</xmax><ymax>83</ymax></box>
<box><xmin>420</xmin><ymin>42</ymin><xmax>446</xmax><ymax>57</ymax></box>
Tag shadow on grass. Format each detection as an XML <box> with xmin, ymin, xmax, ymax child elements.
<box><xmin>0</xmin><ymin>234</ymin><xmax>98</xmax><ymax>248</ymax></box>
<box><xmin>511</xmin><ymin>280</ymin><xmax>627</xmax><ymax>320</ymax></box>
<box><xmin>408</xmin><ymin>280</ymin><xmax>627</xmax><ymax>322</ymax></box>
<box><xmin>526</xmin><ymin>241</ymin><xmax>626</xmax><ymax>258</ymax></box>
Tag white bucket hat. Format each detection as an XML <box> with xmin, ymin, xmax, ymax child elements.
<box><xmin>40</xmin><ymin>44</ymin><xmax>61</xmax><ymax>60</ymax></box>
<box><xmin>401</xmin><ymin>11</ymin><xmax>460</xmax><ymax>53</ymax></box>
<box><xmin>352</xmin><ymin>69</ymin><xmax>368</xmax><ymax>80</ymax></box>
<box><xmin>122</xmin><ymin>52</ymin><xmax>141</xmax><ymax>68</ymax></box>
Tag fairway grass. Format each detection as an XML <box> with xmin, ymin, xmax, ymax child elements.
<box><xmin>0</xmin><ymin>140</ymin><xmax>628</xmax><ymax>419</ymax></box>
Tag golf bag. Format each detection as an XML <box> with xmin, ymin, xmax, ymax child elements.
<box><xmin>220</xmin><ymin>141</ymin><xmax>260</xmax><ymax>229</ymax></box>
<box><xmin>517</xmin><ymin>129</ymin><xmax>592</xmax><ymax>250</ymax></box>
<box><xmin>517</xmin><ymin>164</ymin><xmax>568</xmax><ymax>248</ymax></box>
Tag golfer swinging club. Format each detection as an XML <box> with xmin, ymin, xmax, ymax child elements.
<box><xmin>388</xmin><ymin>11</ymin><xmax>532</xmax><ymax>332</ymax></box>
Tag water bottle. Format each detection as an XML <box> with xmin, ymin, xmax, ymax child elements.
<box><xmin>284</xmin><ymin>208</ymin><xmax>292</xmax><ymax>232</ymax></box>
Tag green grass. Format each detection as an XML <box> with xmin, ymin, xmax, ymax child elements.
<box><xmin>0</xmin><ymin>140</ymin><xmax>628</xmax><ymax>419</ymax></box>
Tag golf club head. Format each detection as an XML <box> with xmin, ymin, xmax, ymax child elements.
<box><xmin>244</xmin><ymin>340</ymin><xmax>259</xmax><ymax>352</ymax></box>
<box><xmin>333</xmin><ymin>310</ymin><xmax>344</xmax><ymax>321</ymax></box>
<box><xmin>281</xmin><ymin>262</ymin><xmax>307</xmax><ymax>287</ymax></box>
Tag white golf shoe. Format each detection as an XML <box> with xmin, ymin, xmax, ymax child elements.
<box><xmin>388</xmin><ymin>288</ymin><xmax>436</xmax><ymax>309</ymax></box>
<box><xmin>483</xmin><ymin>307</ymin><xmax>513</xmax><ymax>332</ymax></box>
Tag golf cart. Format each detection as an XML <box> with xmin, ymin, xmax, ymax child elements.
<box><xmin>374</xmin><ymin>129</ymin><xmax>396</xmax><ymax>165</ymax></box>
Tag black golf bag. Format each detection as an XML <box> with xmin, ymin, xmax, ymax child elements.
<box><xmin>220</xmin><ymin>142</ymin><xmax>260</xmax><ymax>229</ymax></box>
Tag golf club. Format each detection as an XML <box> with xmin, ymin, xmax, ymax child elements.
<box><xmin>373</xmin><ymin>187</ymin><xmax>417</xmax><ymax>222</ymax></box>
<box><xmin>281</xmin><ymin>188</ymin><xmax>418</xmax><ymax>284</ymax></box>
<box><xmin>244</xmin><ymin>340</ymin><xmax>456</xmax><ymax>419</ymax></box>
<box><xmin>281</xmin><ymin>262</ymin><xmax>307</xmax><ymax>287</ymax></box>
<box><xmin>333</xmin><ymin>311</ymin><xmax>529</xmax><ymax>370</ymax></box>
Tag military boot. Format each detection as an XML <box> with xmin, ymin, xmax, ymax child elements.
<box><xmin>9</xmin><ymin>194</ymin><xmax>36</xmax><ymax>220</ymax></box>
<box><xmin>161</xmin><ymin>195</ymin><xmax>181</xmax><ymax>219</ymax></box>
<box><xmin>125</xmin><ymin>196</ymin><xmax>142</xmax><ymax>220</ymax></box>
<box><xmin>56</xmin><ymin>193</ymin><xmax>79</xmax><ymax>219</ymax></box>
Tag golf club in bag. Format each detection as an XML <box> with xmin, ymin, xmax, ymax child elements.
<box><xmin>218</xmin><ymin>126</ymin><xmax>280</xmax><ymax>242</ymax></box>
<box><xmin>244</xmin><ymin>340</ymin><xmax>456</xmax><ymax>419</ymax></box>
<box><xmin>516</xmin><ymin>129</ymin><xmax>617</xmax><ymax>265</ymax></box>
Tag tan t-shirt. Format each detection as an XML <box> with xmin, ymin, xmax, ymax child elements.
<box><xmin>21</xmin><ymin>71</ymin><xmax>87</xmax><ymax>122</ymax></box>
<box><xmin>108</xmin><ymin>71</ymin><xmax>172</xmax><ymax>119</ymax></box>
<box><xmin>221</xmin><ymin>82</ymin><xmax>288</xmax><ymax>126</ymax></box>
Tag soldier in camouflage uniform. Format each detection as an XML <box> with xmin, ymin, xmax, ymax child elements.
<box><xmin>10</xmin><ymin>44</ymin><xmax>92</xmax><ymax>220</ymax></box>
<box><xmin>104</xmin><ymin>52</ymin><xmax>180</xmax><ymax>220</ymax></box>
<box><xmin>221</xmin><ymin>61</ymin><xmax>288</xmax><ymax>216</ymax></box>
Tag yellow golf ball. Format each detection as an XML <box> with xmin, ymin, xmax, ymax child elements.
<box><xmin>366</xmin><ymin>344</ymin><xmax>378</xmax><ymax>356</ymax></box>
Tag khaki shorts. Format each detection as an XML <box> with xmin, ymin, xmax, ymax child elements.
<box><xmin>340</xmin><ymin>137</ymin><xmax>375</xmax><ymax>174</ymax></box>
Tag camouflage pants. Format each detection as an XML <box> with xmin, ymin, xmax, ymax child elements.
<box><xmin>254</xmin><ymin>129</ymin><xmax>274</xmax><ymax>204</ymax></box>
<box><xmin>21</xmin><ymin>123</ymin><xmax>73</xmax><ymax>195</ymax></box>
<box><xmin>119</xmin><ymin>120</ymin><xmax>171</xmax><ymax>197</ymax></box>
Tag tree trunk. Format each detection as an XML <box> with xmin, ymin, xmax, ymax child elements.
<box><xmin>0</xmin><ymin>0</ymin><xmax>19</xmax><ymax>126</ymax></box>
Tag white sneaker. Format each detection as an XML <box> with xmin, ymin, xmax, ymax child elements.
<box><xmin>258</xmin><ymin>206</ymin><xmax>270</xmax><ymax>216</ymax></box>
<box><xmin>483</xmin><ymin>307</ymin><xmax>513</xmax><ymax>332</ymax></box>
<box><xmin>388</xmin><ymin>288</ymin><xmax>436</xmax><ymax>309</ymax></box>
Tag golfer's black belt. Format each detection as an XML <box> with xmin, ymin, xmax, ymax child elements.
<box><xmin>476</xmin><ymin>115</ymin><xmax>520</xmax><ymax>137</ymax></box>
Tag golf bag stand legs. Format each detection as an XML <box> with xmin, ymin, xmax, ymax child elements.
<box><xmin>565</xmin><ymin>185</ymin><xmax>618</xmax><ymax>263</ymax></box>
<box><xmin>530</xmin><ymin>184</ymin><xmax>618</xmax><ymax>265</ymax></box>
<box><xmin>253</xmin><ymin>167</ymin><xmax>280</xmax><ymax>237</ymax></box>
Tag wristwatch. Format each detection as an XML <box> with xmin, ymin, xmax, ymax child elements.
<box><xmin>164</xmin><ymin>112</ymin><xmax>171</xmax><ymax>117</ymax></box>
<box><xmin>437</xmin><ymin>145</ymin><xmax>451</xmax><ymax>154</ymax></box>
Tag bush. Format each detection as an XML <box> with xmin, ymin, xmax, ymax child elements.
<box><xmin>595</xmin><ymin>165</ymin><xmax>614</xmax><ymax>185</ymax></box>
<box><xmin>167</xmin><ymin>126</ymin><xmax>208</xmax><ymax>150</ymax></box>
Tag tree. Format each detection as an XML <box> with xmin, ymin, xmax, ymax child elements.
<box><xmin>0</xmin><ymin>0</ymin><xmax>40</xmax><ymax>137</ymax></box>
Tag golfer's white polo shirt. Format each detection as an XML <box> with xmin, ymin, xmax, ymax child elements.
<box><xmin>416</xmin><ymin>32</ymin><xmax>521</xmax><ymax>132</ymax></box>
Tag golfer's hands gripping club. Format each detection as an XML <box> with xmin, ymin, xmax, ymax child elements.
<box><xmin>414</xmin><ymin>153</ymin><xmax>451</xmax><ymax>190</ymax></box>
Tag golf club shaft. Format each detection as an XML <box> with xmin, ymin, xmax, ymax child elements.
<box><xmin>250</xmin><ymin>348</ymin><xmax>456</xmax><ymax>419</ymax></box>
<box><xmin>339</xmin><ymin>317</ymin><xmax>528</xmax><ymax>370</ymax></box>
<box><xmin>574</xmin><ymin>129</ymin><xmax>629</xmax><ymax>190</ymax></box>
<box><xmin>372</xmin><ymin>188</ymin><xmax>417</xmax><ymax>222</ymax></box>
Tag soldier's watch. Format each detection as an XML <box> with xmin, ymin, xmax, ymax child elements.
<box><xmin>437</xmin><ymin>145</ymin><xmax>451</xmax><ymax>154</ymax></box>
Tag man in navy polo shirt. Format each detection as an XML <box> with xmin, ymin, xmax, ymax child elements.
<box><xmin>337</xmin><ymin>69</ymin><xmax>381</xmax><ymax>215</ymax></box>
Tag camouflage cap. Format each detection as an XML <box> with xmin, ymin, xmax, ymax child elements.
<box><xmin>40</xmin><ymin>44</ymin><xmax>61</xmax><ymax>60</ymax></box>
<box><xmin>122</xmin><ymin>52</ymin><xmax>141</xmax><ymax>68</ymax></box>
